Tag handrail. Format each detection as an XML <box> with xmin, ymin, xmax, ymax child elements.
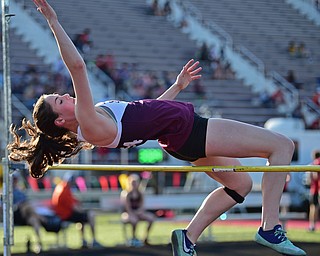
<box><xmin>304</xmin><ymin>97</ymin><xmax>320</xmax><ymax>116</ymax></box>
<box><xmin>207</xmin><ymin>21</ymin><xmax>233</xmax><ymax>48</ymax></box>
<box><xmin>178</xmin><ymin>0</ymin><xmax>314</xmax><ymax>117</ymax></box>
<box><xmin>239</xmin><ymin>46</ymin><xmax>265</xmax><ymax>74</ymax></box>
<box><xmin>180</xmin><ymin>1</ymin><xmax>263</xmax><ymax>74</ymax></box>
<box><xmin>181</xmin><ymin>1</ymin><xmax>233</xmax><ymax>47</ymax></box>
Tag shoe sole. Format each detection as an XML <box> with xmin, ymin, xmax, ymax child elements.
<box><xmin>171</xmin><ymin>231</ymin><xmax>180</xmax><ymax>256</ymax></box>
<box><xmin>255</xmin><ymin>234</ymin><xmax>307</xmax><ymax>256</ymax></box>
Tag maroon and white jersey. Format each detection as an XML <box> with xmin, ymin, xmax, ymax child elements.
<box><xmin>77</xmin><ymin>99</ymin><xmax>194</xmax><ymax>151</ymax></box>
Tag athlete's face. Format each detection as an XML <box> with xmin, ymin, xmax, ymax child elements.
<box><xmin>45</xmin><ymin>93</ymin><xmax>76</xmax><ymax>126</ymax></box>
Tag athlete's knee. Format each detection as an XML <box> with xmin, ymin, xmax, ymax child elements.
<box><xmin>223</xmin><ymin>175</ymin><xmax>252</xmax><ymax>204</ymax></box>
<box><xmin>235</xmin><ymin>173</ymin><xmax>252</xmax><ymax>196</ymax></box>
<box><xmin>223</xmin><ymin>187</ymin><xmax>245</xmax><ymax>204</ymax></box>
<box><xmin>275</xmin><ymin>134</ymin><xmax>295</xmax><ymax>158</ymax></box>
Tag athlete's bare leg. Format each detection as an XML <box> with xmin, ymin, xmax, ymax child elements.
<box><xmin>204</xmin><ymin>118</ymin><xmax>293</xmax><ymax>231</ymax></box>
<box><xmin>186</xmin><ymin>156</ymin><xmax>252</xmax><ymax>243</ymax></box>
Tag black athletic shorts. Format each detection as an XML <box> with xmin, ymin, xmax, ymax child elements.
<box><xmin>66</xmin><ymin>210</ymin><xmax>89</xmax><ymax>223</ymax></box>
<box><xmin>165</xmin><ymin>113</ymin><xmax>208</xmax><ymax>162</ymax></box>
<box><xmin>309</xmin><ymin>193</ymin><xmax>319</xmax><ymax>206</ymax></box>
<box><xmin>14</xmin><ymin>208</ymin><xmax>27</xmax><ymax>225</ymax></box>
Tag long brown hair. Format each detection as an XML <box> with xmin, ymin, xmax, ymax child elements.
<box><xmin>7</xmin><ymin>95</ymin><xmax>92</xmax><ymax>179</ymax></box>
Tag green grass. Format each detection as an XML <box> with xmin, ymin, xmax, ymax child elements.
<box><xmin>1</xmin><ymin>214</ymin><xmax>320</xmax><ymax>254</ymax></box>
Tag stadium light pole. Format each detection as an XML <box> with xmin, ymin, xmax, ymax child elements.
<box><xmin>2</xmin><ymin>0</ymin><xmax>14</xmax><ymax>255</ymax></box>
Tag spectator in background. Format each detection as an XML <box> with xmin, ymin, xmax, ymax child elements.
<box><xmin>286</xmin><ymin>70</ymin><xmax>296</xmax><ymax>84</ymax></box>
<box><xmin>179</xmin><ymin>17</ymin><xmax>189</xmax><ymax>30</ymax></box>
<box><xmin>51</xmin><ymin>174</ymin><xmax>102</xmax><ymax>248</ymax></box>
<box><xmin>270</xmin><ymin>88</ymin><xmax>285</xmax><ymax>106</ymax></box>
<box><xmin>150</xmin><ymin>0</ymin><xmax>162</xmax><ymax>16</ymax></box>
<box><xmin>163</xmin><ymin>1</ymin><xmax>172</xmax><ymax>16</ymax></box>
<box><xmin>12</xmin><ymin>174</ymin><xmax>47</xmax><ymax>252</ymax></box>
<box><xmin>223</xmin><ymin>60</ymin><xmax>234</xmax><ymax>79</ymax></box>
<box><xmin>115</xmin><ymin>62</ymin><xmax>132</xmax><ymax>93</ymax></box>
<box><xmin>193</xmin><ymin>79</ymin><xmax>206</xmax><ymax>100</ymax></box>
<box><xmin>308</xmin><ymin>151</ymin><xmax>320</xmax><ymax>232</ymax></box>
<box><xmin>286</xmin><ymin>70</ymin><xmax>302</xmax><ymax>90</ymax></box>
<box><xmin>296</xmin><ymin>42</ymin><xmax>309</xmax><ymax>59</ymax></box>
<box><xmin>219</xmin><ymin>45</ymin><xmax>225</xmax><ymax>63</ymax></box>
<box><xmin>256</xmin><ymin>90</ymin><xmax>274</xmax><ymax>108</ymax></box>
<box><xmin>73</xmin><ymin>28</ymin><xmax>93</xmax><ymax>55</ymax></box>
<box><xmin>312</xmin><ymin>87</ymin><xmax>320</xmax><ymax>107</ymax></box>
<box><xmin>95</xmin><ymin>53</ymin><xmax>116</xmax><ymax>77</ymax></box>
<box><xmin>197</xmin><ymin>42</ymin><xmax>210</xmax><ymax>64</ymax></box>
<box><xmin>209</xmin><ymin>44</ymin><xmax>218</xmax><ymax>63</ymax></box>
<box><xmin>211</xmin><ymin>59</ymin><xmax>224</xmax><ymax>80</ymax></box>
<box><xmin>120</xmin><ymin>174</ymin><xmax>155</xmax><ymax>246</ymax></box>
<box><xmin>287</xmin><ymin>40</ymin><xmax>297</xmax><ymax>57</ymax></box>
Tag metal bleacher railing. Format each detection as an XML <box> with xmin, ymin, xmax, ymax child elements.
<box><xmin>174</xmin><ymin>0</ymin><xmax>320</xmax><ymax>121</ymax></box>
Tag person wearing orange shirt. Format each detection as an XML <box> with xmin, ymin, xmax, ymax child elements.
<box><xmin>51</xmin><ymin>174</ymin><xmax>102</xmax><ymax>248</ymax></box>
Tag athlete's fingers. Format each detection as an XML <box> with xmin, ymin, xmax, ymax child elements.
<box><xmin>187</xmin><ymin>61</ymin><xmax>200</xmax><ymax>72</ymax></box>
<box><xmin>183</xmin><ymin>59</ymin><xmax>195</xmax><ymax>70</ymax></box>
<box><xmin>190</xmin><ymin>67</ymin><xmax>202</xmax><ymax>76</ymax></box>
<box><xmin>191</xmin><ymin>74</ymin><xmax>202</xmax><ymax>81</ymax></box>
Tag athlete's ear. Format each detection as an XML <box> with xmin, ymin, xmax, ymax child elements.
<box><xmin>54</xmin><ymin>117</ymin><xmax>65</xmax><ymax>127</ymax></box>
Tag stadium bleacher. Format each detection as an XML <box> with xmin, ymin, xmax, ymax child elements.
<box><xmin>2</xmin><ymin>0</ymin><xmax>320</xmax><ymax>138</ymax></box>
<box><xmin>1</xmin><ymin>0</ymin><xmax>291</xmax><ymax>130</ymax></box>
<box><xmin>193</xmin><ymin>0</ymin><xmax>320</xmax><ymax>99</ymax></box>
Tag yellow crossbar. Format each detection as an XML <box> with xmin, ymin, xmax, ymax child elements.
<box><xmin>48</xmin><ymin>164</ymin><xmax>320</xmax><ymax>172</ymax></box>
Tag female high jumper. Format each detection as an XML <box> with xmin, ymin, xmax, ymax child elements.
<box><xmin>8</xmin><ymin>1</ymin><xmax>306</xmax><ymax>255</ymax></box>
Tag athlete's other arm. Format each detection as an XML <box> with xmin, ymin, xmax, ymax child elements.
<box><xmin>157</xmin><ymin>59</ymin><xmax>202</xmax><ymax>100</ymax></box>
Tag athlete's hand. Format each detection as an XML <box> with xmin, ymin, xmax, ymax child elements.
<box><xmin>33</xmin><ymin>0</ymin><xmax>58</xmax><ymax>25</ymax></box>
<box><xmin>175</xmin><ymin>59</ymin><xmax>202</xmax><ymax>90</ymax></box>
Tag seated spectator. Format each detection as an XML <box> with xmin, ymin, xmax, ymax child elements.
<box><xmin>11</xmin><ymin>174</ymin><xmax>48</xmax><ymax>252</ymax></box>
<box><xmin>120</xmin><ymin>174</ymin><xmax>155</xmax><ymax>246</ymax></box>
<box><xmin>271</xmin><ymin>88</ymin><xmax>285</xmax><ymax>106</ymax></box>
<box><xmin>286</xmin><ymin>70</ymin><xmax>302</xmax><ymax>89</ymax></box>
<box><xmin>193</xmin><ymin>79</ymin><xmax>206</xmax><ymax>100</ymax></box>
<box><xmin>287</xmin><ymin>40</ymin><xmax>297</xmax><ymax>57</ymax></box>
<box><xmin>296</xmin><ymin>42</ymin><xmax>309</xmax><ymax>59</ymax></box>
<box><xmin>95</xmin><ymin>53</ymin><xmax>116</xmax><ymax>77</ymax></box>
<box><xmin>163</xmin><ymin>1</ymin><xmax>172</xmax><ymax>16</ymax></box>
<box><xmin>151</xmin><ymin>0</ymin><xmax>162</xmax><ymax>16</ymax></box>
<box><xmin>179</xmin><ymin>17</ymin><xmax>189</xmax><ymax>30</ymax></box>
<box><xmin>211</xmin><ymin>59</ymin><xmax>224</xmax><ymax>80</ymax></box>
<box><xmin>257</xmin><ymin>90</ymin><xmax>274</xmax><ymax>108</ymax></box>
<box><xmin>312</xmin><ymin>87</ymin><xmax>320</xmax><ymax>107</ymax></box>
<box><xmin>96</xmin><ymin>54</ymin><xmax>108</xmax><ymax>73</ymax></box>
<box><xmin>197</xmin><ymin>42</ymin><xmax>210</xmax><ymax>63</ymax></box>
<box><xmin>223</xmin><ymin>60</ymin><xmax>235</xmax><ymax>79</ymax></box>
<box><xmin>51</xmin><ymin>174</ymin><xmax>102</xmax><ymax>248</ymax></box>
<box><xmin>73</xmin><ymin>28</ymin><xmax>93</xmax><ymax>54</ymax></box>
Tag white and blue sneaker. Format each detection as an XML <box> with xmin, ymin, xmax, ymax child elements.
<box><xmin>171</xmin><ymin>229</ymin><xmax>197</xmax><ymax>256</ymax></box>
<box><xmin>254</xmin><ymin>225</ymin><xmax>306</xmax><ymax>255</ymax></box>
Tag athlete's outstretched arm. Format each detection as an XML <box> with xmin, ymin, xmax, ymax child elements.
<box><xmin>157</xmin><ymin>59</ymin><xmax>202</xmax><ymax>100</ymax></box>
<box><xmin>32</xmin><ymin>0</ymin><xmax>95</xmax><ymax>120</ymax></box>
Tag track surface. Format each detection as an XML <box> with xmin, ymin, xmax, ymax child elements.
<box><xmin>14</xmin><ymin>241</ymin><xmax>319</xmax><ymax>256</ymax></box>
